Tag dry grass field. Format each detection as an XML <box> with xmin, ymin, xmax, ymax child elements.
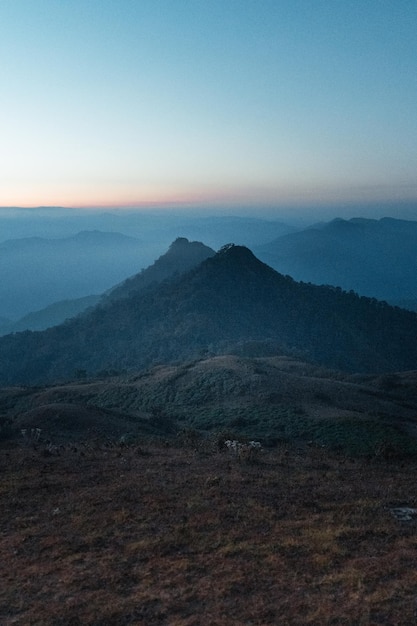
<box><xmin>1</xmin><ymin>438</ymin><xmax>417</xmax><ymax>625</ymax></box>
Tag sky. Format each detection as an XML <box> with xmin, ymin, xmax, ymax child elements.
<box><xmin>1</xmin><ymin>0</ymin><xmax>417</xmax><ymax>217</ymax></box>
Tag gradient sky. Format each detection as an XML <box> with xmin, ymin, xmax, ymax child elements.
<box><xmin>1</xmin><ymin>0</ymin><xmax>417</xmax><ymax>213</ymax></box>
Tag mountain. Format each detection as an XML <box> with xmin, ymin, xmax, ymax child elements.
<box><xmin>0</xmin><ymin>216</ymin><xmax>290</xmax><ymax>321</ymax></box>
<box><xmin>255</xmin><ymin>217</ymin><xmax>417</xmax><ymax>305</ymax></box>
<box><xmin>0</xmin><ymin>237</ymin><xmax>215</xmax><ymax>336</ymax></box>
<box><xmin>1</xmin><ymin>244</ymin><xmax>417</xmax><ymax>385</ymax></box>
<box><xmin>106</xmin><ymin>237</ymin><xmax>215</xmax><ymax>301</ymax></box>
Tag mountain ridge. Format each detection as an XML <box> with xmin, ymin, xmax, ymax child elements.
<box><xmin>0</xmin><ymin>237</ymin><xmax>215</xmax><ymax>334</ymax></box>
<box><xmin>1</xmin><ymin>243</ymin><xmax>417</xmax><ymax>384</ymax></box>
<box><xmin>255</xmin><ymin>216</ymin><xmax>417</xmax><ymax>304</ymax></box>
<box><xmin>106</xmin><ymin>237</ymin><xmax>215</xmax><ymax>301</ymax></box>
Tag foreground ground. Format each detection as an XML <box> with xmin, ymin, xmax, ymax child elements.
<box><xmin>1</xmin><ymin>439</ymin><xmax>417</xmax><ymax>625</ymax></box>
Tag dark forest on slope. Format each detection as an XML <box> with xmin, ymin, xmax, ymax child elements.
<box><xmin>0</xmin><ymin>244</ymin><xmax>417</xmax><ymax>385</ymax></box>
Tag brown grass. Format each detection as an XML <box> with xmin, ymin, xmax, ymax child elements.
<box><xmin>1</xmin><ymin>441</ymin><xmax>417</xmax><ymax>625</ymax></box>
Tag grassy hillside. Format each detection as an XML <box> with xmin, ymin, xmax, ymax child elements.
<box><xmin>3</xmin><ymin>355</ymin><xmax>417</xmax><ymax>458</ymax></box>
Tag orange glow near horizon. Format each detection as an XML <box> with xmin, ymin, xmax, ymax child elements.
<box><xmin>3</xmin><ymin>180</ymin><xmax>417</xmax><ymax>211</ymax></box>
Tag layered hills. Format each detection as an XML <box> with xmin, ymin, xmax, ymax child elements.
<box><xmin>0</xmin><ymin>237</ymin><xmax>215</xmax><ymax>336</ymax></box>
<box><xmin>0</xmin><ymin>230</ymin><xmax>147</xmax><ymax>320</ymax></box>
<box><xmin>255</xmin><ymin>217</ymin><xmax>417</xmax><ymax>308</ymax></box>
<box><xmin>1</xmin><ymin>243</ymin><xmax>417</xmax><ymax>385</ymax></box>
<box><xmin>0</xmin><ymin>211</ymin><xmax>293</xmax><ymax>321</ymax></box>
<box><xmin>3</xmin><ymin>215</ymin><xmax>416</xmax><ymax>335</ymax></box>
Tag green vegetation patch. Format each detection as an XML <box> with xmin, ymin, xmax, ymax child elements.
<box><xmin>175</xmin><ymin>405</ymin><xmax>417</xmax><ymax>458</ymax></box>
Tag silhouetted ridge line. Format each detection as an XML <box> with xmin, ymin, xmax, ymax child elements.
<box><xmin>107</xmin><ymin>237</ymin><xmax>215</xmax><ymax>301</ymax></box>
<box><xmin>0</xmin><ymin>242</ymin><xmax>417</xmax><ymax>384</ymax></box>
<box><xmin>255</xmin><ymin>216</ymin><xmax>417</xmax><ymax>306</ymax></box>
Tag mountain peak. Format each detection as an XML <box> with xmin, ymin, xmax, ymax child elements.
<box><xmin>218</xmin><ymin>243</ymin><xmax>254</xmax><ymax>256</ymax></box>
<box><xmin>169</xmin><ymin>237</ymin><xmax>191</xmax><ymax>247</ymax></box>
<box><xmin>209</xmin><ymin>243</ymin><xmax>274</xmax><ymax>276</ymax></box>
<box><xmin>166</xmin><ymin>237</ymin><xmax>214</xmax><ymax>258</ymax></box>
<box><xmin>107</xmin><ymin>237</ymin><xmax>215</xmax><ymax>301</ymax></box>
<box><xmin>216</xmin><ymin>243</ymin><xmax>261</xmax><ymax>262</ymax></box>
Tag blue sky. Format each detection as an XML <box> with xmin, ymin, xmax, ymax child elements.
<box><xmin>1</xmin><ymin>0</ymin><xmax>416</xmax><ymax>215</ymax></box>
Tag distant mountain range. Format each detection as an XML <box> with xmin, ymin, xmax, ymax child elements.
<box><xmin>1</xmin><ymin>242</ymin><xmax>417</xmax><ymax>385</ymax></box>
<box><xmin>0</xmin><ymin>208</ymin><xmax>293</xmax><ymax>248</ymax></box>
<box><xmin>3</xmin><ymin>215</ymin><xmax>417</xmax><ymax>333</ymax></box>
<box><xmin>255</xmin><ymin>217</ymin><xmax>417</xmax><ymax>309</ymax></box>
<box><xmin>0</xmin><ymin>230</ymin><xmax>148</xmax><ymax>320</ymax></box>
